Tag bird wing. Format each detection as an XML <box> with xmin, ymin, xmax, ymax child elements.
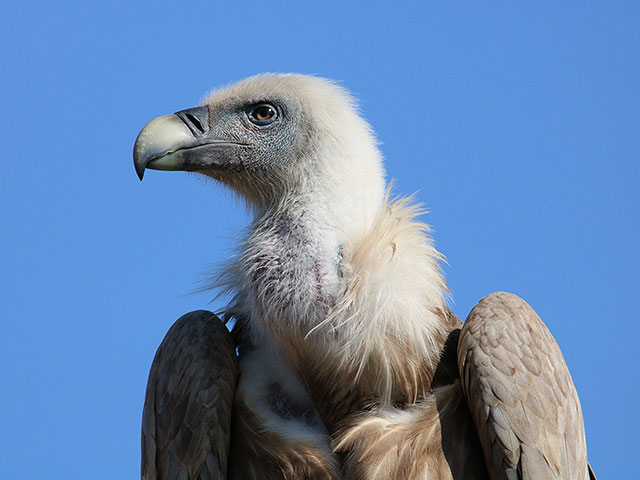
<box><xmin>457</xmin><ymin>292</ymin><xmax>590</xmax><ymax>479</ymax></box>
<box><xmin>141</xmin><ymin>310</ymin><xmax>237</xmax><ymax>480</ymax></box>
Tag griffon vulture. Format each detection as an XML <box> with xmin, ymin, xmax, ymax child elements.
<box><xmin>134</xmin><ymin>74</ymin><xmax>595</xmax><ymax>479</ymax></box>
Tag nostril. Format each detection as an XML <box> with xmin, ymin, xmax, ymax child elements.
<box><xmin>185</xmin><ymin>113</ymin><xmax>204</xmax><ymax>134</ymax></box>
<box><xmin>175</xmin><ymin>106</ymin><xmax>209</xmax><ymax>137</ymax></box>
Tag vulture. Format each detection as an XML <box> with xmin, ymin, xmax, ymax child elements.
<box><xmin>134</xmin><ymin>74</ymin><xmax>595</xmax><ymax>479</ymax></box>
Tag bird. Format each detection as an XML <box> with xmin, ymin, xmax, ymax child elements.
<box><xmin>134</xmin><ymin>74</ymin><xmax>596</xmax><ymax>479</ymax></box>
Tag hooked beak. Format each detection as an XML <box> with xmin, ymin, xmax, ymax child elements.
<box><xmin>133</xmin><ymin>106</ymin><xmax>247</xmax><ymax>180</ymax></box>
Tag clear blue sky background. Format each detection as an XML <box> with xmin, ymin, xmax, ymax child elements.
<box><xmin>1</xmin><ymin>2</ymin><xmax>637</xmax><ymax>478</ymax></box>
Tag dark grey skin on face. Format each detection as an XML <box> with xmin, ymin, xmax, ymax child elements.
<box><xmin>133</xmin><ymin>96</ymin><xmax>307</xmax><ymax>184</ymax></box>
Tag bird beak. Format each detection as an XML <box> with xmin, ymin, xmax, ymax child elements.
<box><xmin>133</xmin><ymin>106</ymin><xmax>247</xmax><ymax>180</ymax></box>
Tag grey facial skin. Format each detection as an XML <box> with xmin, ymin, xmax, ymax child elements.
<box><xmin>133</xmin><ymin>97</ymin><xmax>308</xmax><ymax>183</ymax></box>
<box><xmin>133</xmin><ymin>106</ymin><xmax>250</xmax><ymax>180</ymax></box>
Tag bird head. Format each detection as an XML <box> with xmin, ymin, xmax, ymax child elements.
<box><xmin>134</xmin><ymin>74</ymin><xmax>386</xmax><ymax>226</ymax></box>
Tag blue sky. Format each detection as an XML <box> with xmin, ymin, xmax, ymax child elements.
<box><xmin>1</xmin><ymin>1</ymin><xmax>637</xmax><ymax>478</ymax></box>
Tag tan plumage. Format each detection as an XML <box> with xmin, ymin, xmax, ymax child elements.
<box><xmin>135</xmin><ymin>74</ymin><xmax>595</xmax><ymax>479</ymax></box>
<box><xmin>459</xmin><ymin>293</ymin><xmax>590</xmax><ymax>479</ymax></box>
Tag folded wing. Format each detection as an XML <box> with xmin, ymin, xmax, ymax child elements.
<box><xmin>458</xmin><ymin>292</ymin><xmax>590</xmax><ymax>479</ymax></box>
<box><xmin>142</xmin><ymin>311</ymin><xmax>237</xmax><ymax>480</ymax></box>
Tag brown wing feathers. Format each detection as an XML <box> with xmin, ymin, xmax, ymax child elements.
<box><xmin>458</xmin><ymin>292</ymin><xmax>589</xmax><ymax>479</ymax></box>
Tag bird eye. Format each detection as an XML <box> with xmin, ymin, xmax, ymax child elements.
<box><xmin>247</xmin><ymin>103</ymin><xmax>278</xmax><ymax>125</ymax></box>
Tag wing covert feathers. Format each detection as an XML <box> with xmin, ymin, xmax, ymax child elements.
<box><xmin>142</xmin><ymin>310</ymin><xmax>237</xmax><ymax>480</ymax></box>
<box><xmin>458</xmin><ymin>292</ymin><xmax>589</xmax><ymax>479</ymax></box>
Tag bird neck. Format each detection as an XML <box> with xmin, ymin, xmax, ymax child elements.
<box><xmin>247</xmin><ymin>136</ymin><xmax>388</xmax><ymax>243</ymax></box>
<box><xmin>227</xmin><ymin>187</ymin><xmax>452</xmax><ymax>427</ymax></box>
<box><xmin>240</xmin><ymin>188</ymin><xmax>360</xmax><ymax>340</ymax></box>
